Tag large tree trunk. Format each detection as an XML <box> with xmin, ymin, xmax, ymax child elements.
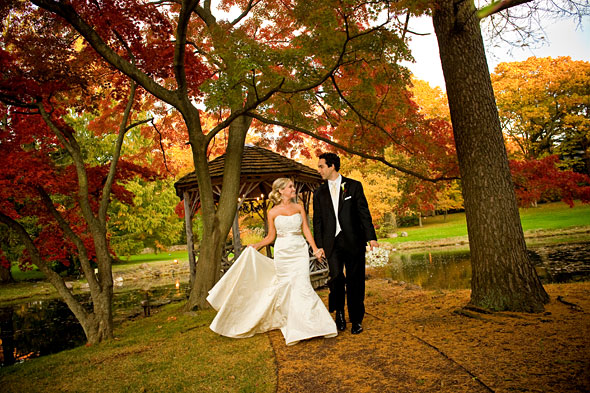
<box><xmin>432</xmin><ymin>0</ymin><xmax>549</xmax><ymax>312</ymax></box>
<box><xmin>184</xmin><ymin>113</ymin><xmax>252</xmax><ymax>311</ymax></box>
<box><xmin>0</xmin><ymin>264</ymin><xmax>13</xmax><ymax>283</ymax></box>
<box><xmin>0</xmin><ymin>213</ymin><xmax>114</xmax><ymax>346</ymax></box>
<box><xmin>84</xmin><ymin>291</ymin><xmax>113</xmax><ymax>343</ymax></box>
<box><xmin>30</xmin><ymin>250</ymin><xmax>113</xmax><ymax>344</ymax></box>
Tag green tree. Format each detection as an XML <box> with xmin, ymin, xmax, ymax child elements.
<box><xmin>109</xmin><ymin>178</ymin><xmax>185</xmax><ymax>257</ymax></box>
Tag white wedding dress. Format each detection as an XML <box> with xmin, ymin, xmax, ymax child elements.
<box><xmin>207</xmin><ymin>213</ymin><xmax>337</xmax><ymax>345</ymax></box>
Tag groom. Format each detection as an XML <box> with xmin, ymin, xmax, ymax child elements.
<box><xmin>313</xmin><ymin>152</ymin><xmax>378</xmax><ymax>334</ymax></box>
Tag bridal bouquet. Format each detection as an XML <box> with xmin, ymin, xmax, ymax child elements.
<box><xmin>366</xmin><ymin>247</ymin><xmax>390</xmax><ymax>267</ymax></box>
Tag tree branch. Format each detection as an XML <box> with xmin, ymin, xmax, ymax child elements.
<box><xmin>329</xmin><ymin>74</ymin><xmax>415</xmax><ymax>155</ymax></box>
<box><xmin>98</xmin><ymin>81</ymin><xmax>137</xmax><ymax>225</ymax></box>
<box><xmin>173</xmin><ymin>0</ymin><xmax>200</xmax><ymax>95</ymax></box>
<box><xmin>204</xmin><ymin>78</ymin><xmax>285</xmax><ymax>144</ymax></box>
<box><xmin>151</xmin><ymin>120</ymin><xmax>173</xmax><ymax>175</ymax></box>
<box><xmin>31</xmin><ymin>0</ymin><xmax>180</xmax><ymax>107</ymax></box>
<box><xmin>0</xmin><ymin>211</ymin><xmax>90</xmax><ymax>320</ymax></box>
<box><xmin>248</xmin><ymin>112</ymin><xmax>456</xmax><ymax>182</ymax></box>
<box><xmin>36</xmin><ymin>186</ymin><xmax>100</xmax><ymax>293</ymax></box>
<box><xmin>125</xmin><ymin>118</ymin><xmax>153</xmax><ymax>132</ymax></box>
<box><xmin>478</xmin><ymin>0</ymin><xmax>535</xmax><ymax>19</ymax></box>
<box><xmin>36</xmin><ymin>103</ymin><xmax>100</xmax><ymax>231</ymax></box>
<box><xmin>275</xmin><ymin>15</ymin><xmax>392</xmax><ymax>95</ymax></box>
<box><xmin>230</xmin><ymin>0</ymin><xmax>262</xmax><ymax>26</ymax></box>
<box><xmin>194</xmin><ymin>0</ymin><xmax>216</xmax><ymax>26</ymax></box>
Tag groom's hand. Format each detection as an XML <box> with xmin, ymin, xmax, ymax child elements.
<box><xmin>315</xmin><ymin>248</ymin><xmax>325</xmax><ymax>260</ymax></box>
<box><xmin>369</xmin><ymin>240</ymin><xmax>379</xmax><ymax>250</ymax></box>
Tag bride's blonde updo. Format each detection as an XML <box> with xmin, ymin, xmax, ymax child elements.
<box><xmin>268</xmin><ymin>178</ymin><xmax>293</xmax><ymax>205</ymax></box>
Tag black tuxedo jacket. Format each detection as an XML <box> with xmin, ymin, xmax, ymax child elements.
<box><xmin>312</xmin><ymin>176</ymin><xmax>377</xmax><ymax>259</ymax></box>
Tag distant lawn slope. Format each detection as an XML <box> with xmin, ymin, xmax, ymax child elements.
<box><xmin>382</xmin><ymin>201</ymin><xmax>590</xmax><ymax>244</ymax></box>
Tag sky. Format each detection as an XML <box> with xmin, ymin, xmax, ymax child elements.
<box><xmin>404</xmin><ymin>15</ymin><xmax>590</xmax><ymax>89</ymax></box>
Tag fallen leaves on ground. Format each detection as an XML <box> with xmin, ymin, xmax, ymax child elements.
<box><xmin>269</xmin><ymin>280</ymin><xmax>590</xmax><ymax>392</ymax></box>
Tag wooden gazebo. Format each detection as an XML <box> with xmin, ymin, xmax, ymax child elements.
<box><xmin>174</xmin><ymin>145</ymin><xmax>329</xmax><ymax>288</ymax></box>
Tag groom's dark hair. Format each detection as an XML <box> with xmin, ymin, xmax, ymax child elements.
<box><xmin>319</xmin><ymin>152</ymin><xmax>340</xmax><ymax>172</ymax></box>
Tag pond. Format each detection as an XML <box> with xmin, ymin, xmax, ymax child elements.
<box><xmin>1</xmin><ymin>242</ymin><xmax>589</xmax><ymax>367</ymax></box>
<box><xmin>0</xmin><ymin>283</ymin><xmax>188</xmax><ymax>367</ymax></box>
<box><xmin>374</xmin><ymin>241</ymin><xmax>590</xmax><ymax>290</ymax></box>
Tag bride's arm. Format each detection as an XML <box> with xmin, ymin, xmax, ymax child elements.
<box><xmin>250</xmin><ymin>209</ymin><xmax>277</xmax><ymax>250</ymax></box>
<box><xmin>299</xmin><ymin>206</ymin><xmax>324</xmax><ymax>259</ymax></box>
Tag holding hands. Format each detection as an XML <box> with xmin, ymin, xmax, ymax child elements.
<box><xmin>313</xmin><ymin>248</ymin><xmax>325</xmax><ymax>260</ymax></box>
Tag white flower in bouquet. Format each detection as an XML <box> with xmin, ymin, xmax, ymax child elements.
<box><xmin>366</xmin><ymin>247</ymin><xmax>390</xmax><ymax>267</ymax></box>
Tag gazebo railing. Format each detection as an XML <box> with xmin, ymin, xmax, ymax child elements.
<box><xmin>308</xmin><ymin>255</ymin><xmax>329</xmax><ymax>289</ymax></box>
<box><xmin>220</xmin><ymin>243</ymin><xmax>329</xmax><ymax>289</ymax></box>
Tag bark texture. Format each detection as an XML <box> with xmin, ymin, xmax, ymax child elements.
<box><xmin>0</xmin><ymin>264</ymin><xmax>13</xmax><ymax>283</ymax></box>
<box><xmin>432</xmin><ymin>0</ymin><xmax>549</xmax><ymax>311</ymax></box>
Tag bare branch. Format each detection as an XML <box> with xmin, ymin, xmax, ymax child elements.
<box><xmin>231</xmin><ymin>0</ymin><xmax>263</xmax><ymax>26</ymax></box>
<box><xmin>151</xmin><ymin>120</ymin><xmax>173</xmax><ymax>175</ymax></box>
<box><xmin>98</xmin><ymin>81</ymin><xmax>137</xmax><ymax>224</ymax></box>
<box><xmin>249</xmin><ymin>112</ymin><xmax>456</xmax><ymax>182</ymax></box>
<box><xmin>478</xmin><ymin>0</ymin><xmax>535</xmax><ymax>19</ymax></box>
<box><xmin>36</xmin><ymin>186</ymin><xmax>100</xmax><ymax>292</ymax></box>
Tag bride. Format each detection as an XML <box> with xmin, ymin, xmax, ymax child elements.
<box><xmin>207</xmin><ymin>178</ymin><xmax>338</xmax><ymax>345</ymax></box>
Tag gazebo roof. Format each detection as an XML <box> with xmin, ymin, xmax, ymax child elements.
<box><xmin>174</xmin><ymin>145</ymin><xmax>322</xmax><ymax>199</ymax></box>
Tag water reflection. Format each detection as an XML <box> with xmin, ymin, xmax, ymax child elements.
<box><xmin>0</xmin><ymin>298</ymin><xmax>86</xmax><ymax>366</ymax></box>
<box><xmin>2</xmin><ymin>242</ymin><xmax>589</xmax><ymax>367</ymax></box>
<box><xmin>384</xmin><ymin>251</ymin><xmax>472</xmax><ymax>290</ymax></box>
<box><xmin>0</xmin><ymin>283</ymin><xmax>188</xmax><ymax>367</ymax></box>
<box><xmin>375</xmin><ymin>242</ymin><xmax>590</xmax><ymax>290</ymax></box>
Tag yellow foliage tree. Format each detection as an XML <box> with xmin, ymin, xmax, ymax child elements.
<box><xmin>492</xmin><ymin>56</ymin><xmax>590</xmax><ymax>174</ymax></box>
<box><xmin>410</xmin><ymin>78</ymin><xmax>450</xmax><ymax>121</ymax></box>
<box><xmin>341</xmin><ymin>156</ymin><xmax>401</xmax><ymax>237</ymax></box>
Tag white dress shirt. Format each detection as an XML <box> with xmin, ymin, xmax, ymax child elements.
<box><xmin>328</xmin><ymin>175</ymin><xmax>342</xmax><ymax>236</ymax></box>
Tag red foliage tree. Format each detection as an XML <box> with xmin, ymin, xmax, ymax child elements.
<box><xmin>0</xmin><ymin>6</ymin><xmax>160</xmax><ymax>343</ymax></box>
<box><xmin>510</xmin><ymin>155</ymin><xmax>590</xmax><ymax>207</ymax></box>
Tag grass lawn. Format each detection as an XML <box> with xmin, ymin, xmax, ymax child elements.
<box><xmin>0</xmin><ymin>303</ymin><xmax>276</xmax><ymax>393</ymax></box>
<box><xmin>382</xmin><ymin>201</ymin><xmax>590</xmax><ymax>244</ymax></box>
<box><xmin>112</xmin><ymin>250</ymin><xmax>190</xmax><ymax>273</ymax></box>
<box><xmin>8</xmin><ymin>250</ymin><xmax>190</xmax><ymax>283</ymax></box>
<box><xmin>119</xmin><ymin>250</ymin><xmax>189</xmax><ymax>265</ymax></box>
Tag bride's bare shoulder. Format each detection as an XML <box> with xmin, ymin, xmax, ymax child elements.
<box><xmin>268</xmin><ymin>206</ymin><xmax>281</xmax><ymax>217</ymax></box>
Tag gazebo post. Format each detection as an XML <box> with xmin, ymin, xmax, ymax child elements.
<box><xmin>183</xmin><ymin>191</ymin><xmax>197</xmax><ymax>287</ymax></box>
<box><xmin>262</xmin><ymin>200</ymin><xmax>272</xmax><ymax>257</ymax></box>
<box><xmin>232</xmin><ymin>209</ymin><xmax>242</xmax><ymax>258</ymax></box>
<box><xmin>174</xmin><ymin>146</ymin><xmax>327</xmax><ymax>284</ymax></box>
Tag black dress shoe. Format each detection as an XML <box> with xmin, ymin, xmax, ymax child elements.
<box><xmin>351</xmin><ymin>323</ymin><xmax>363</xmax><ymax>334</ymax></box>
<box><xmin>335</xmin><ymin>310</ymin><xmax>346</xmax><ymax>331</ymax></box>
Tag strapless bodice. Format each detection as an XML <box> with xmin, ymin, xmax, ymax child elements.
<box><xmin>275</xmin><ymin>213</ymin><xmax>302</xmax><ymax>238</ymax></box>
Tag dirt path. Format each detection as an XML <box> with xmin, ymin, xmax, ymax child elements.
<box><xmin>269</xmin><ymin>280</ymin><xmax>590</xmax><ymax>393</ymax></box>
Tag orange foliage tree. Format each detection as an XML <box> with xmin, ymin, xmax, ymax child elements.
<box><xmin>492</xmin><ymin>56</ymin><xmax>590</xmax><ymax>174</ymax></box>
